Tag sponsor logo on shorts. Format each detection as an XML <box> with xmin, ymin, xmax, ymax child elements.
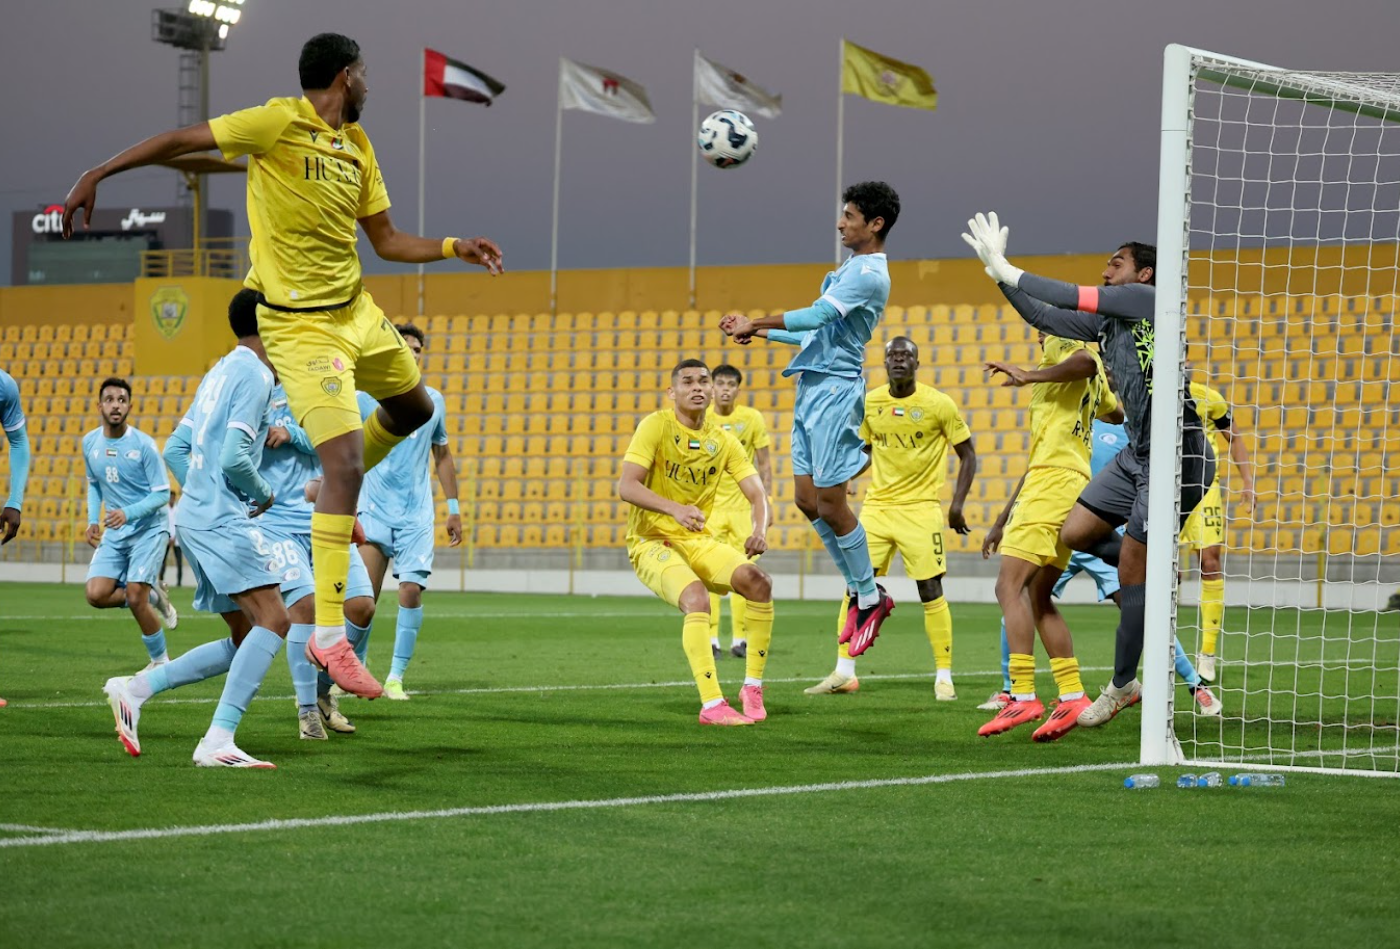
<box><xmin>306</xmin><ymin>356</ymin><xmax>334</xmax><ymax>374</ymax></box>
<box><xmin>284</xmin><ymin>568</ymin><xmax>301</xmax><ymax>581</ymax></box>
<box><xmin>322</xmin><ymin>377</ymin><xmax>343</xmax><ymax>396</ymax></box>
<box><xmin>332</xmin><ymin>357</ymin><xmax>345</xmax><ymax>371</ymax></box>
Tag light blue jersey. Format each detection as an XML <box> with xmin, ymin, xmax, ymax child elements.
<box><xmin>82</xmin><ymin>426</ymin><xmax>169</xmax><ymax>542</ymax></box>
<box><xmin>174</xmin><ymin>346</ymin><xmax>276</xmax><ymax>533</ymax></box>
<box><xmin>257</xmin><ymin>384</ymin><xmax>319</xmax><ymax>537</ymax></box>
<box><xmin>358</xmin><ymin>387</ymin><xmax>447</xmax><ymax>527</ymax></box>
<box><xmin>0</xmin><ymin>371</ymin><xmax>23</xmax><ymax>433</ymax></box>
<box><xmin>1091</xmin><ymin>420</ymin><xmax>1130</xmax><ymax>476</ymax></box>
<box><xmin>781</xmin><ymin>253</ymin><xmax>890</xmax><ymax>379</ymax></box>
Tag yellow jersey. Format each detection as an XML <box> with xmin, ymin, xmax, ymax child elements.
<box><xmin>1189</xmin><ymin>380</ymin><xmax>1231</xmax><ymax>485</ymax></box>
<box><xmin>711</xmin><ymin>405</ymin><xmax>771</xmax><ymax>511</ymax></box>
<box><xmin>209</xmin><ymin>97</ymin><xmax>391</xmax><ymax>311</ymax></box>
<box><xmin>622</xmin><ymin>409</ymin><xmax>758</xmax><ymax>547</ymax></box>
<box><xmin>859</xmin><ymin>382</ymin><xmax>971</xmax><ymax>507</ymax></box>
<box><xmin>1026</xmin><ymin>337</ymin><xmax>1118</xmax><ymax>477</ymax></box>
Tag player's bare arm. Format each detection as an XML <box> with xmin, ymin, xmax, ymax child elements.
<box><xmin>617</xmin><ymin>461</ymin><xmax>704</xmax><ymax>532</ymax></box>
<box><xmin>359</xmin><ymin>210</ymin><xmax>503</xmax><ymax>273</ymax></box>
<box><xmin>62</xmin><ymin>123</ymin><xmax>218</xmax><ymax>238</ymax></box>
<box><xmin>754</xmin><ymin>446</ymin><xmax>773</xmax><ymax>494</ymax></box>
<box><xmin>1222</xmin><ymin>421</ymin><xmax>1257</xmax><ymax>515</ymax></box>
<box><xmin>432</xmin><ymin>442</ymin><xmax>462</xmax><ymax>546</ymax></box>
<box><xmin>737</xmin><ymin>473</ymin><xmax>770</xmax><ymax>558</ymax></box>
<box><xmin>986</xmin><ymin>350</ymin><xmax>1098</xmax><ymax>387</ymax></box>
<box><xmin>983</xmin><ymin>473</ymin><xmax>1026</xmax><ymax>558</ymax></box>
<box><xmin>949</xmin><ymin>440</ymin><xmax>976</xmax><ymax>535</ymax></box>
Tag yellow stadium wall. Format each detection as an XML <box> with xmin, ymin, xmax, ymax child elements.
<box><xmin>2</xmin><ymin>243</ymin><xmax>1395</xmax><ymax>332</ymax></box>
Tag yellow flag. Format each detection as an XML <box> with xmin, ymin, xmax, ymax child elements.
<box><xmin>841</xmin><ymin>40</ymin><xmax>937</xmax><ymax>111</ymax></box>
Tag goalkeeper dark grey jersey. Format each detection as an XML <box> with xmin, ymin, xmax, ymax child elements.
<box><xmin>998</xmin><ymin>275</ymin><xmax>1203</xmax><ymax>459</ymax></box>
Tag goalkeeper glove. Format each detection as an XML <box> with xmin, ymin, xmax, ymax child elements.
<box><xmin>961</xmin><ymin>211</ymin><xmax>1024</xmax><ymax>287</ymax></box>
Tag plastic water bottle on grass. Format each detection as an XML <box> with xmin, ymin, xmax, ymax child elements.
<box><xmin>1197</xmin><ymin>771</ymin><xmax>1224</xmax><ymax>787</ymax></box>
<box><xmin>1230</xmin><ymin>772</ymin><xmax>1285</xmax><ymax>787</ymax></box>
<box><xmin>1176</xmin><ymin>774</ymin><xmax>1199</xmax><ymax>788</ymax></box>
<box><xmin>1124</xmin><ymin>774</ymin><xmax>1159</xmax><ymax>789</ymax></box>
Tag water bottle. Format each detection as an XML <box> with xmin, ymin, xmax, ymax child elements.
<box><xmin>1176</xmin><ymin>774</ymin><xmax>1199</xmax><ymax>788</ymax></box>
<box><xmin>1197</xmin><ymin>771</ymin><xmax>1224</xmax><ymax>788</ymax></box>
<box><xmin>1229</xmin><ymin>772</ymin><xmax>1286</xmax><ymax>787</ymax></box>
<box><xmin>1124</xmin><ymin>774</ymin><xmax>1160</xmax><ymax>789</ymax></box>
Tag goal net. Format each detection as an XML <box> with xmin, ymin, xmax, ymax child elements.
<box><xmin>1146</xmin><ymin>46</ymin><xmax>1400</xmax><ymax>776</ymax></box>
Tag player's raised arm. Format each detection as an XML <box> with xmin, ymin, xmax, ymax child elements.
<box><xmin>359</xmin><ymin>210</ymin><xmax>503</xmax><ymax>273</ymax></box>
<box><xmin>62</xmin><ymin>123</ymin><xmax>218</xmax><ymax>238</ymax></box>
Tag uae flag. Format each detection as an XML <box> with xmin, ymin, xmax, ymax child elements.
<box><xmin>424</xmin><ymin>49</ymin><xmax>505</xmax><ymax>105</ymax></box>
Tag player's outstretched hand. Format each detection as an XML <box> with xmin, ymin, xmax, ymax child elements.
<box><xmin>453</xmin><ymin>237</ymin><xmax>505</xmax><ymax>275</ymax></box>
<box><xmin>949</xmin><ymin>505</ymin><xmax>971</xmax><ymax>536</ymax></box>
<box><xmin>1</xmin><ymin>506</ymin><xmax>23</xmax><ymax>545</ymax></box>
<box><xmin>673</xmin><ymin>504</ymin><xmax>706</xmax><ymax>532</ymax></box>
<box><xmin>744</xmin><ymin>532</ymin><xmax>768</xmax><ymax>558</ymax></box>
<box><xmin>982</xmin><ymin>521</ymin><xmax>1003</xmax><ymax>558</ymax></box>
<box><xmin>62</xmin><ymin>170</ymin><xmax>101</xmax><ymax>239</ymax></box>
<box><xmin>446</xmin><ymin>513</ymin><xmax>462</xmax><ymax>547</ymax></box>
<box><xmin>961</xmin><ymin>212</ymin><xmax>1022</xmax><ymax>285</ymax></box>
<box><xmin>720</xmin><ymin>313</ymin><xmax>755</xmax><ymax>345</ymax></box>
<box><xmin>985</xmin><ymin>360</ymin><xmax>1032</xmax><ymax>387</ymax></box>
<box><xmin>84</xmin><ymin>523</ymin><xmax>101</xmax><ymax>549</ymax></box>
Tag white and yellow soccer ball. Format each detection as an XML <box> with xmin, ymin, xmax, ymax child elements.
<box><xmin>697</xmin><ymin>109</ymin><xmax>758</xmax><ymax>169</ymax></box>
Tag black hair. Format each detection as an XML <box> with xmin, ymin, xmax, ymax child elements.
<box><xmin>884</xmin><ymin>335</ymin><xmax>918</xmax><ymax>356</ymax></box>
<box><xmin>670</xmin><ymin>358</ymin><xmax>709</xmax><ymax>382</ymax></box>
<box><xmin>711</xmin><ymin>364</ymin><xmax>743</xmax><ymax>385</ymax></box>
<box><xmin>98</xmin><ymin>376</ymin><xmax>131</xmax><ymax>398</ymax></box>
<box><xmin>842</xmin><ymin>180</ymin><xmax>901</xmax><ymax>240</ymax></box>
<box><xmin>228</xmin><ymin>288</ymin><xmax>260</xmax><ymax>339</ymax></box>
<box><xmin>396</xmin><ymin>323</ymin><xmax>426</xmax><ymax>348</ymax></box>
<box><xmin>299</xmin><ymin>33</ymin><xmax>361</xmax><ymax>90</ymax></box>
<box><xmin>1119</xmin><ymin>242</ymin><xmax>1156</xmax><ymax>284</ymax></box>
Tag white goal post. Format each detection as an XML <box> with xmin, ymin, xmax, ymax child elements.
<box><xmin>1144</xmin><ymin>45</ymin><xmax>1400</xmax><ymax>776</ymax></box>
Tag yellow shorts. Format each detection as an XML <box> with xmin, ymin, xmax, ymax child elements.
<box><xmin>860</xmin><ymin>503</ymin><xmax>946</xmax><ymax>581</ymax></box>
<box><xmin>1001</xmin><ymin>467</ymin><xmax>1088</xmax><ymax>569</ymax></box>
<box><xmin>629</xmin><ymin>536</ymin><xmax>749</xmax><ymax>609</ymax></box>
<box><xmin>1180</xmin><ymin>482</ymin><xmax>1225</xmax><ymax>550</ymax></box>
<box><xmin>256</xmin><ymin>290</ymin><xmax>422</xmax><ymax>447</ymax></box>
<box><xmin>708</xmin><ymin>506</ymin><xmax>752</xmax><ymax>551</ymax></box>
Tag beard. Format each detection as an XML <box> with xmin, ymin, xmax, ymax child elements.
<box><xmin>346</xmin><ymin>100</ymin><xmax>362</xmax><ymax>124</ymax></box>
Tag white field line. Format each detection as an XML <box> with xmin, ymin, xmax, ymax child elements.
<box><xmin>4</xmin><ymin>610</ymin><xmax>679</xmax><ymax>621</ymax></box>
<box><xmin>0</xmin><ymin>824</ymin><xmax>77</xmax><ymax>835</ymax></box>
<box><xmin>0</xmin><ymin>761</ymin><xmax>1135</xmax><ymax>850</ymax></box>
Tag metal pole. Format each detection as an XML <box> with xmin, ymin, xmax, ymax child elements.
<box><xmin>417</xmin><ymin>49</ymin><xmax>427</xmax><ymax>318</ymax></box>
<box><xmin>688</xmin><ymin>52</ymin><xmax>700</xmax><ymax>309</ymax></box>
<box><xmin>550</xmin><ymin>71</ymin><xmax>564</xmax><ymax>318</ymax></box>
<box><xmin>834</xmin><ymin>38</ymin><xmax>845</xmax><ymax>266</ymax></box>
<box><xmin>196</xmin><ymin>41</ymin><xmax>210</xmax><ymax>269</ymax></box>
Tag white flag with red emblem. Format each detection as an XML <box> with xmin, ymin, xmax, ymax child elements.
<box><xmin>693</xmin><ymin>51</ymin><xmax>782</xmax><ymax>119</ymax></box>
<box><xmin>558</xmin><ymin>58</ymin><xmax>655</xmax><ymax>123</ymax></box>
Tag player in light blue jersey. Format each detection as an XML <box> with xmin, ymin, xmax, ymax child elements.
<box><xmin>102</xmin><ymin>290</ymin><xmax>294</xmax><ymax>768</ymax></box>
<box><xmin>981</xmin><ymin>418</ymin><xmax>1222</xmax><ymax>717</ymax></box>
<box><xmin>352</xmin><ymin>324</ymin><xmax>460</xmax><ymax>700</ymax></box>
<box><xmin>81</xmin><ymin>377</ymin><xmax>178</xmax><ymax>668</ymax></box>
<box><xmin>259</xmin><ymin>384</ymin><xmax>380</xmax><ymax>739</ymax></box>
<box><xmin>1</xmin><ymin>369</ymin><xmax>30</xmax><ymax>706</ymax></box>
<box><xmin>721</xmin><ymin>181</ymin><xmax>900</xmax><ymax>656</ymax></box>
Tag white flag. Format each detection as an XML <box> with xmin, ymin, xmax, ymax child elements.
<box><xmin>694</xmin><ymin>51</ymin><xmax>782</xmax><ymax>119</ymax></box>
<box><xmin>558</xmin><ymin>58</ymin><xmax>655</xmax><ymax>124</ymax></box>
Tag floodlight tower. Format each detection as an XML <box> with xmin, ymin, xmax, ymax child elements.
<box><xmin>151</xmin><ymin>1</ymin><xmax>247</xmax><ymax>244</ymax></box>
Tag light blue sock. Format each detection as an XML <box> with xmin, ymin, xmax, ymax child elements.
<box><xmin>836</xmin><ymin>523</ymin><xmax>878</xmax><ymax>604</ymax></box>
<box><xmin>811</xmin><ymin>518</ymin><xmax>857</xmax><ymax>591</ymax></box>
<box><xmin>141</xmin><ymin>630</ymin><xmax>168</xmax><ymax>662</ymax></box>
<box><xmin>286</xmin><ymin>624</ymin><xmax>317</xmax><ymax>708</ymax></box>
<box><xmin>147</xmin><ymin>638</ymin><xmax>236</xmax><ymax>695</ymax></box>
<box><xmin>1000</xmin><ymin>619</ymin><xmax>1012</xmax><ymax>692</ymax></box>
<box><xmin>389</xmin><ymin>606</ymin><xmax>423</xmax><ymax>680</ymax></box>
<box><xmin>1174</xmin><ymin>635</ymin><xmax>1201</xmax><ymax>689</ymax></box>
<box><xmin>210</xmin><ymin>627</ymin><xmax>283</xmax><ymax>734</ymax></box>
<box><xmin>348</xmin><ymin>618</ymin><xmax>372</xmax><ymax>666</ymax></box>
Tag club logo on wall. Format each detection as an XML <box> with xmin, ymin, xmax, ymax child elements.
<box><xmin>149</xmin><ymin>286</ymin><xmax>190</xmax><ymax>341</ymax></box>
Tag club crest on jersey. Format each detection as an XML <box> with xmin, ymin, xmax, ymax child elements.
<box><xmin>704</xmin><ymin>440</ymin><xmax>719</xmax><ymax>456</ymax></box>
<box><xmin>910</xmin><ymin>409</ymin><xmax>924</xmax><ymax>421</ymax></box>
<box><xmin>321</xmin><ymin>377</ymin><xmax>342</xmax><ymax>396</ymax></box>
<box><xmin>125</xmin><ymin>450</ymin><xmax>140</xmax><ymax>460</ymax></box>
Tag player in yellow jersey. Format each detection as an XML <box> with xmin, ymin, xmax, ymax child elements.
<box><xmin>978</xmin><ymin>333</ymin><xmax>1121</xmax><ymax>741</ymax></box>
<box><xmin>1179</xmin><ymin>375</ymin><xmax>1255</xmax><ymax>683</ymax></box>
<box><xmin>706</xmin><ymin>364</ymin><xmax>773</xmax><ymax>661</ymax></box>
<box><xmin>805</xmin><ymin>337</ymin><xmax>976</xmax><ymax>698</ymax></box>
<box><xmin>61</xmin><ymin>34</ymin><xmax>503</xmax><ymax>699</ymax></box>
<box><xmin>618</xmin><ymin>360</ymin><xmax>776</xmax><ymax>726</ymax></box>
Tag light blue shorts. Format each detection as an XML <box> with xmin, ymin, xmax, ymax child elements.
<box><xmin>1052</xmin><ymin>550</ymin><xmax>1121</xmax><ymax>602</ymax></box>
<box><xmin>277</xmin><ymin>532</ymin><xmax>375</xmax><ymax>607</ymax></box>
<box><xmin>359</xmin><ymin>512</ymin><xmax>435</xmax><ymax>588</ymax></box>
<box><xmin>87</xmin><ymin>525</ymin><xmax>168</xmax><ymax>588</ymax></box>
<box><xmin>178</xmin><ymin>521</ymin><xmax>283</xmax><ymax>615</ymax></box>
<box><xmin>790</xmin><ymin>372</ymin><xmax>867</xmax><ymax>489</ymax></box>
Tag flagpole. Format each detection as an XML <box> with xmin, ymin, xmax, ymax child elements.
<box><xmin>688</xmin><ymin>52</ymin><xmax>700</xmax><ymax>310</ymax></box>
<box><xmin>835</xmin><ymin>37</ymin><xmax>845</xmax><ymax>266</ymax></box>
<box><xmin>417</xmin><ymin>48</ymin><xmax>427</xmax><ymax>318</ymax></box>
<box><xmin>550</xmin><ymin>62</ymin><xmax>564</xmax><ymax>318</ymax></box>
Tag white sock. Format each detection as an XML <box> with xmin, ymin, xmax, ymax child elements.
<box><xmin>936</xmin><ymin>669</ymin><xmax>953</xmax><ymax>684</ymax></box>
<box><xmin>1060</xmin><ymin>690</ymin><xmax>1085</xmax><ymax>701</ymax></box>
<box><xmin>1012</xmin><ymin>692</ymin><xmax>1036</xmax><ymax>702</ymax></box>
<box><xmin>710</xmin><ymin>638</ymin><xmax>720</xmax><ymax>649</ymax></box>
<box><xmin>732</xmin><ymin>638</ymin><xmax>747</xmax><ymax>647</ymax></box>
<box><xmin>203</xmin><ymin>725</ymin><xmax>234</xmax><ymax>747</ymax></box>
<box><xmin>702</xmin><ymin>697</ymin><xmax>724</xmax><ymax>710</ymax></box>
<box><xmin>836</xmin><ymin>657</ymin><xmax>857</xmax><ymax>678</ymax></box>
<box><xmin>857</xmin><ymin>590</ymin><xmax>880</xmax><ymax>610</ymax></box>
<box><xmin>313</xmin><ymin>625</ymin><xmax>347</xmax><ymax>650</ymax></box>
<box><xmin>744</xmin><ymin>676</ymin><xmax>762</xmax><ymax>687</ymax></box>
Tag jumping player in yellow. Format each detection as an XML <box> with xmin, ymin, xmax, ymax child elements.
<box><xmin>61</xmin><ymin>34</ymin><xmax>502</xmax><ymax>700</ymax></box>
<box><xmin>706</xmin><ymin>364</ymin><xmax>772</xmax><ymax>661</ymax></box>
<box><xmin>1180</xmin><ymin>376</ymin><xmax>1255</xmax><ymax>683</ymax></box>
<box><xmin>618</xmin><ymin>360</ymin><xmax>776</xmax><ymax>726</ymax></box>
<box><xmin>978</xmin><ymin>334</ymin><xmax>1121</xmax><ymax>741</ymax></box>
<box><xmin>805</xmin><ymin>337</ymin><xmax>976</xmax><ymax>699</ymax></box>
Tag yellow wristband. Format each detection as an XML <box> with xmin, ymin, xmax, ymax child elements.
<box><xmin>442</xmin><ymin>237</ymin><xmax>460</xmax><ymax>260</ymax></box>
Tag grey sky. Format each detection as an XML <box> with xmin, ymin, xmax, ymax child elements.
<box><xmin>2</xmin><ymin>0</ymin><xmax>1396</xmax><ymax>287</ymax></box>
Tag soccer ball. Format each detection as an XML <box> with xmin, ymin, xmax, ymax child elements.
<box><xmin>698</xmin><ymin>109</ymin><xmax>758</xmax><ymax>169</ymax></box>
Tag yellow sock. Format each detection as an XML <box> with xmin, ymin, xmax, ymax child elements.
<box><xmin>743</xmin><ymin>600</ymin><xmax>774</xmax><ymax>681</ymax></box>
<box><xmin>708</xmin><ymin>592</ymin><xmax>723</xmax><ymax>643</ymax></box>
<box><xmin>310</xmin><ymin>512</ymin><xmax>356</xmax><ymax>628</ymax></box>
<box><xmin>1010</xmin><ymin>653</ymin><xmax>1036</xmax><ymax>698</ymax></box>
<box><xmin>836</xmin><ymin>593</ymin><xmax>854</xmax><ymax>663</ymax></box>
<box><xmin>1200</xmin><ymin>578</ymin><xmax>1225</xmax><ymax>655</ymax></box>
<box><xmin>362</xmin><ymin>409</ymin><xmax>408</xmax><ymax>473</ymax></box>
<box><xmin>1049</xmin><ymin>656</ymin><xmax>1085</xmax><ymax>699</ymax></box>
<box><xmin>682</xmin><ymin>612</ymin><xmax>723</xmax><ymax>704</ymax></box>
<box><xmin>731</xmin><ymin>594</ymin><xmax>748</xmax><ymax>642</ymax></box>
<box><xmin>923</xmin><ymin>597</ymin><xmax>953</xmax><ymax>671</ymax></box>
